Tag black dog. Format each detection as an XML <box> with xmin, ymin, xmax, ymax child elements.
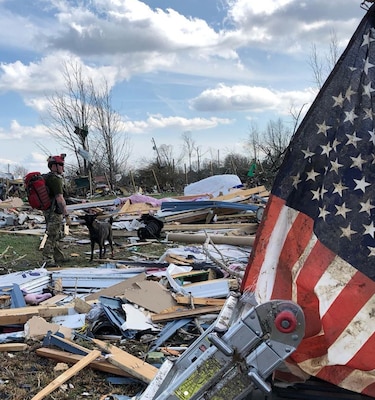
<box><xmin>137</xmin><ymin>214</ymin><xmax>164</xmax><ymax>241</ymax></box>
<box><xmin>81</xmin><ymin>214</ymin><xmax>114</xmax><ymax>261</ymax></box>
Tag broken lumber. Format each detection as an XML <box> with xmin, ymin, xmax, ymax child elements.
<box><xmin>212</xmin><ymin>185</ymin><xmax>268</xmax><ymax>201</ymax></box>
<box><xmin>92</xmin><ymin>338</ymin><xmax>158</xmax><ymax>384</ymax></box>
<box><xmin>174</xmin><ymin>295</ymin><xmax>226</xmax><ymax>307</ymax></box>
<box><xmin>163</xmin><ymin>222</ymin><xmax>258</xmax><ymax>231</ymax></box>
<box><xmin>151</xmin><ymin>305</ymin><xmax>223</xmax><ymax>323</ymax></box>
<box><xmin>31</xmin><ymin>349</ymin><xmax>101</xmax><ymax>400</ymax></box>
<box><xmin>0</xmin><ymin>305</ymin><xmax>70</xmax><ymax>325</ymax></box>
<box><xmin>0</xmin><ymin>343</ymin><xmax>28</xmax><ymax>352</ymax></box>
<box><xmin>39</xmin><ymin>233</ymin><xmax>48</xmax><ymax>250</ymax></box>
<box><xmin>36</xmin><ymin>347</ymin><xmax>131</xmax><ymax>377</ymax></box>
<box><xmin>166</xmin><ymin>232</ymin><xmax>255</xmax><ymax>246</ymax></box>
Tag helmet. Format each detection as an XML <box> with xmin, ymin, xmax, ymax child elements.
<box><xmin>47</xmin><ymin>153</ymin><xmax>66</xmax><ymax>168</ymax></box>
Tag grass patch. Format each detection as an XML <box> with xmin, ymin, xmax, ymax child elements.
<box><xmin>0</xmin><ymin>234</ymin><xmax>43</xmax><ymax>273</ymax></box>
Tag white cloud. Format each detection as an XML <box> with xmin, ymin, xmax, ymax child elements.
<box><xmin>0</xmin><ymin>53</ymin><xmax>120</xmax><ymax>100</ymax></box>
<box><xmin>190</xmin><ymin>84</ymin><xmax>316</xmax><ymax>114</ymax></box>
<box><xmin>0</xmin><ymin>120</ymin><xmax>50</xmax><ymax>140</ymax></box>
<box><xmin>121</xmin><ymin>114</ymin><xmax>232</xmax><ymax>134</ymax></box>
<box><xmin>227</xmin><ymin>0</ymin><xmax>294</xmax><ymax>19</ymax></box>
<box><xmin>46</xmin><ymin>0</ymin><xmax>237</xmax><ymax>61</ymax></box>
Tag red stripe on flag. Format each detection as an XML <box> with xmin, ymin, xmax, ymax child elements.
<box><xmin>295</xmin><ymin>240</ymin><xmax>335</xmax><ymax>338</ymax></box>
<box><xmin>363</xmin><ymin>381</ymin><xmax>375</xmax><ymax>398</ymax></box>
<box><xmin>345</xmin><ymin>330</ymin><xmax>375</xmax><ymax>370</ymax></box>
<box><xmin>315</xmin><ymin>330</ymin><xmax>375</xmax><ymax>389</ymax></box>
<box><xmin>316</xmin><ymin>364</ymin><xmax>359</xmax><ymax>388</ymax></box>
<box><xmin>271</xmin><ymin>211</ymin><xmax>313</xmax><ymax>300</ymax></box>
<box><xmin>241</xmin><ymin>194</ymin><xmax>284</xmax><ymax>291</ymax></box>
<box><xmin>291</xmin><ymin>334</ymin><xmax>329</xmax><ymax>363</ymax></box>
<box><xmin>320</xmin><ymin>271</ymin><xmax>375</xmax><ymax>347</ymax></box>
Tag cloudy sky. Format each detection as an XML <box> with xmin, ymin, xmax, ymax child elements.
<box><xmin>0</xmin><ymin>0</ymin><xmax>367</xmax><ymax>175</ymax></box>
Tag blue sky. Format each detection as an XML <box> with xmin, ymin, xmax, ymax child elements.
<box><xmin>0</xmin><ymin>0</ymin><xmax>366</xmax><ymax>176</ymax></box>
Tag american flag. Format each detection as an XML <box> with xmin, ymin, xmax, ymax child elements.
<box><xmin>241</xmin><ymin>6</ymin><xmax>375</xmax><ymax>398</ymax></box>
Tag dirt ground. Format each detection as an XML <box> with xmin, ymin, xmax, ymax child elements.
<box><xmin>0</xmin><ymin>339</ymin><xmax>148</xmax><ymax>400</ymax></box>
<box><xmin>0</xmin><ymin>227</ymin><xmax>178</xmax><ymax>400</ymax></box>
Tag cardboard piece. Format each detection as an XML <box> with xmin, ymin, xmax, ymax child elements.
<box><xmin>122</xmin><ymin>280</ymin><xmax>177</xmax><ymax>313</ymax></box>
<box><xmin>25</xmin><ymin>316</ymin><xmax>72</xmax><ymax>340</ymax></box>
<box><xmin>84</xmin><ymin>272</ymin><xmax>148</xmax><ymax>301</ymax></box>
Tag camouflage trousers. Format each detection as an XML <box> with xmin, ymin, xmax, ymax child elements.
<box><xmin>42</xmin><ymin>211</ymin><xmax>65</xmax><ymax>262</ymax></box>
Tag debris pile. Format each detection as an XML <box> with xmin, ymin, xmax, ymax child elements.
<box><xmin>0</xmin><ymin>179</ymin><xmax>271</xmax><ymax>399</ymax></box>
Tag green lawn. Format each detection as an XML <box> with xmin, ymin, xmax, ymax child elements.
<box><xmin>0</xmin><ymin>233</ymin><xmax>42</xmax><ymax>273</ymax></box>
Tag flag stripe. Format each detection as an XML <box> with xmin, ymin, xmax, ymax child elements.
<box><xmin>315</xmin><ymin>257</ymin><xmax>358</xmax><ymax>318</ymax></box>
<box><xmin>242</xmin><ymin>194</ymin><xmax>284</xmax><ymax>291</ymax></box>
<box><xmin>271</xmin><ymin>211</ymin><xmax>313</xmax><ymax>300</ymax></box>
<box><xmin>244</xmin><ymin>195</ymin><xmax>298</xmax><ymax>302</ymax></box>
<box><xmin>317</xmin><ymin>364</ymin><xmax>375</xmax><ymax>394</ymax></box>
<box><xmin>295</xmin><ymin>240</ymin><xmax>334</xmax><ymax>337</ymax></box>
<box><xmin>345</xmin><ymin>330</ymin><xmax>375</xmax><ymax>371</ymax></box>
<box><xmin>320</xmin><ymin>273</ymin><xmax>375</xmax><ymax>351</ymax></box>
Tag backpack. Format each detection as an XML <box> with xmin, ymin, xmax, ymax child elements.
<box><xmin>24</xmin><ymin>172</ymin><xmax>52</xmax><ymax>210</ymax></box>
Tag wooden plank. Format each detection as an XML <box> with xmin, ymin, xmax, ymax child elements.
<box><xmin>175</xmin><ymin>296</ymin><xmax>226</xmax><ymax>307</ymax></box>
<box><xmin>31</xmin><ymin>349</ymin><xmax>101</xmax><ymax>400</ymax></box>
<box><xmin>92</xmin><ymin>338</ymin><xmax>158</xmax><ymax>384</ymax></box>
<box><xmin>212</xmin><ymin>186</ymin><xmax>266</xmax><ymax>201</ymax></box>
<box><xmin>164</xmin><ymin>254</ymin><xmax>194</xmax><ymax>265</ymax></box>
<box><xmin>39</xmin><ymin>233</ymin><xmax>48</xmax><ymax>250</ymax></box>
<box><xmin>0</xmin><ymin>306</ymin><xmax>70</xmax><ymax>325</ymax></box>
<box><xmin>166</xmin><ymin>232</ymin><xmax>255</xmax><ymax>246</ymax></box>
<box><xmin>0</xmin><ymin>343</ymin><xmax>28</xmax><ymax>352</ymax></box>
<box><xmin>118</xmin><ymin>201</ymin><xmax>159</xmax><ymax>215</ymax></box>
<box><xmin>163</xmin><ymin>222</ymin><xmax>258</xmax><ymax>231</ymax></box>
<box><xmin>39</xmin><ymin>294</ymin><xmax>68</xmax><ymax>306</ymax></box>
<box><xmin>35</xmin><ymin>348</ymin><xmax>131</xmax><ymax>377</ymax></box>
<box><xmin>73</xmin><ymin>297</ymin><xmax>92</xmax><ymax>314</ymax></box>
<box><xmin>151</xmin><ymin>305</ymin><xmax>222</xmax><ymax>323</ymax></box>
<box><xmin>163</xmin><ymin>209</ymin><xmax>211</xmax><ymax>224</ymax></box>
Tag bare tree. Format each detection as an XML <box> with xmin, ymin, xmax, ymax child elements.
<box><xmin>181</xmin><ymin>131</ymin><xmax>196</xmax><ymax>172</ymax></box>
<box><xmin>247</xmin><ymin>123</ymin><xmax>260</xmax><ymax>162</ymax></box>
<box><xmin>42</xmin><ymin>59</ymin><xmax>133</xmax><ymax>194</ymax></box>
<box><xmin>195</xmin><ymin>145</ymin><xmax>207</xmax><ymax>175</ymax></box>
<box><xmin>308</xmin><ymin>30</ymin><xmax>340</xmax><ymax>90</ymax></box>
<box><xmin>289</xmin><ymin>103</ymin><xmax>307</xmax><ymax>135</ymax></box>
<box><xmin>12</xmin><ymin>165</ymin><xmax>28</xmax><ymax>178</ymax></box>
<box><xmin>43</xmin><ymin>60</ymin><xmax>94</xmax><ymax>175</ymax></box>
<box><xmin>246</xmin><ymin>118</ymin><xmax>293</xmax><ymax>187</ymax></box>
<box><xmin>157</xmin><ymin>144</ymin><xmax>175</xmax><ymax>168</ymax></box>
<box><xmin>91</xmin><ymin>80</ymin><xmax>132</xmax><ymax>191</ymax></box>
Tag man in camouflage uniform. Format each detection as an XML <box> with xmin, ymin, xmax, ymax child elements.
<box><xmin>42</xmin><ymin>154</ymin><xmax>70</xmax><ymax>266</ymax></box>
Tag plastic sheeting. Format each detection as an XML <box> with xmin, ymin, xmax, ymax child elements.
<box><xmin>184</xmin><ymin>175</ymin><xmax>242</xmax><ymax>197</ymax></box>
